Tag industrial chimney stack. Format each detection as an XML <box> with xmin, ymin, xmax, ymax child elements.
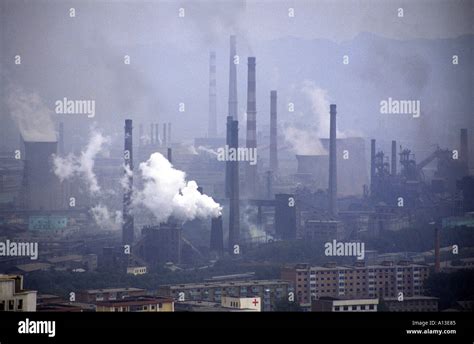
<box><xmin>245</xmin><ymin>57</ymin><xmax>257</xmax><ymax>196</ymax></box>
<box><xmin>228</xmin><ymin>117</ymin><xmax>240</xmax><ymax>253</ymax></box>
<box><xmin>208</xmin><ymin>51</ymin><xmax>217</xmax><ymax>137</ymax></box>
<box><xmin>210</xmin><ymin>215</ymin><xmax>224</xmax><ymax>253</ymax></box>
<box><xmin>434</xmin><ymin>227</ymin><xmax>441</xmax><ymax>273</ymax></box>
<box><xmin>123</xmin><ymin>119</ymin><xmax>134</xmax><ymax>246</ymax></box>
<box><xmin>460</xmin><ymin>128</ymin><xmax>469</xmax><ymax>173</ymax></box>
<box><xmin>391</xmin><ymin>140</ymin><xmax>397</xmax><ymax>176</ymax></box>
<box><xmin>328</xmin><ymin>104</ymin><xmax>337</xmax><ymax>217</ymax></box>
<box><xmin>370</xmin><ymin>139</ymin><xmax>376</xmax><ymax>193</ymax></box>
<box><xmin>270</xmin><ymin>90</ymin><xmax>278</xmax><ymax>174</ymax></box>
<box><xmin>228</xmin><ymin>35</ymin><xmax>238</xmax><ymax>120</ymax></box>
<box><xmin>58</xmin><ymin>122</ymin><xmax>64</xmax><ymax>155</ymax></box>
<box><xmin>162</xmin><ymin>123</ymin><xmax>167</xmax><ymax>147</ymax></box>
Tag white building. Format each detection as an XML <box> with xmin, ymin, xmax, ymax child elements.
<box><xmin>0</xmin><ymin>275</ymin><xmax>37</xmax><ymax>312</ymax></box>
<box><xmin>126</xmin><ymin>266</ymin><xmax>147</xmax><ymax>276</ymax></box>
<box><xmin>312</xmin><ymin>297</ymin><xmax>378</xmax><ymax>312</ymax></box>
<box><xmin>221</xmin><ymin>296</ymin><xmax>261</xmax><ymax>311</ymax></box>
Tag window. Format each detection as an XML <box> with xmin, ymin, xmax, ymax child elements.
<box><xmin>0</xmin><ymin>301</ymin><xmax>4</xmax><ymax>311</ymax></box>
<box><xmin>369</xmin><ymin>304</ymin><xmax>375</xmax><ymax>310</ymax></box>
<box><xmin>343</xmin><ymin>306</ymin><xmax>349</xmax><ymax>311</ymax></box>
<box><xmin>8</xmin><ymin>300</ymin><xmax>14</xmax><ymax>311</ymax></box>
<box><xmin>18</xmin><ymin>299</ymin><xmax>23</xmax><ymax>310</ymax></box>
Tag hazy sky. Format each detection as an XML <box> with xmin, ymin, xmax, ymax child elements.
<box><xmin>1</xmin><ymin>0</ymin><xmax>472</xmax><ymax>159</ymax></box>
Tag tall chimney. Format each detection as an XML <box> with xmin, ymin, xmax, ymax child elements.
<box><xmin>210</xmin><ymin>215</ymin><xmax>224</xmax><ymax>253</ymax></box>
<box><xmin>245</xmin><ymin>57</ymin><xmax>257</xmax><ymax>196</ymax></box>
<box><xmin>228</xmin><ymin>35</ymin><xmax>238</xmax><ymax>120</ymax></box>
<box><xmin>150</xmin><ymin>124</ymin><xmax>154</xmax><ymax>145</ymax></box>
<box><xmin>139</xmin><ymin>124</ymin><xmax>143</xmax><ymax>147</ymax></box>
<box><xmin>168</xmin><ymin>122</ymin><xmax>171</xmax><ymax>146</ymax></box>
<box><xmin>157</xmin><ymin>123</ymin><xmax>161</xmax><ymax>145</ymax></box>
<box><xmin>123</xmin><ymin>119</ymin><xmax>134</xmax><ymax>246</ymax></box>
<box><xmin>58</xmin><ymin>122</ymin><xmax>64</xmax><ymax>155</ymax></box>
<box><xmin>229</xmin><ymin>117</ymin><xmax>240</xmax><ymax>253</ymax></box>
<box><xmin>460</xmin><ymin>128</ymin><xmax>469</xmax><ymax>172</ymax></box>
<box><xmin>208</xmin><ymin>51</ymin><xmax>217</xmax><ymax>137</ymax></box>
<box><xmin>434</xmin><ymin>227</ymin><xmax>441</xmax><ymax>273</ymax></box>
<box><xmin>370</xmin><ymin>139</ymin><xmax>376</xmax><ymax>192</ymax></box>
<box><xmin>270</xmin><ymin>90</ymin><xmax>278</xmax><ymax>173</ymax></box>
<box><xmin>167</xmin><ymin>148</ymin><xmax>172</xmax><ymax>163</ymax></box>
<box><xmin>163</xmin><ymin>123</ymin><xmax>167</xmax><ymax>147</ymax></box>
<box><xmin>391</xmin><ymin>140</ymin><xmax>397</xmax><ymax>176</ymax></box>
<box><xmin>328</xmin><ymin>104</ymin><xmax>337</xmax><ymax>217</ymax></box>
<box><xmin>225</xmin><ymin>116</ymin><xmax>232</xmax><ymax>198</ymax></box>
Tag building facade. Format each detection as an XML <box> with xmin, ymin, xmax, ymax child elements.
<box><xmin>0</xmin><ymin>274</ymin><xmax>37</xmax><ymax>311</ymax></box>
<box><xmin>157</xmin><ymin>279</ymin><xmax>294</xmax><ymax>312</ymax></box>
<box><xmin>282</xmin><ymin>261</ymin><xmax>430</xmax><ymax>307</ymax></box>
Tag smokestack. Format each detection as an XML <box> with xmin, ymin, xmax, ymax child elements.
<box><xmin>155</xmin><ymin>123</ymin><xmax>159</xmax><ymax>145</ymax></box>
<box><xmin>208</xmin><ymin>51</ymin><xmax>217</xmax><ymax>137</ymax></box>
<box><xmin>391</xmin><ymin>140</ymin><xmax>397</xmax><ymax>176</ymax></box>
<box><xmin>225</xmin><ymin>116</ymin><xmax>232</xmax><ymax>198</ymax></box>
<box><xmin>460</xmin><ymin>128</ymin><xmax>469</xmax><ymax>172</ymax></box>
<box><xmin>123</xmin><ymin>119</ymin><xmax>134</xmax><ymax>246</ymax></box>
<box><xmin>139</xmin><ymin>124</ymin><xmax>143</xmax><ymax>147</ymax></box>
<box><xmin>210</xmin><ymin>215</ymin><xmax>224</xmax><ymax>253</ymax></box>
<box><xmin>167</xmin><ymin>148</ymin><xmax>172</xmax><ymax>163</ymax></box>
<box><xmin>434</xmin><ymin>227</ymin><xmax>441</xmax><ymax>273</ymax></box>
<box><xmin>58</xmin><ymin>122</ymin><xmax>64</xmax><ymax>155</ymax></box>
<box><xmin>228</xmin><ymin>117</ymin><xmax>240</xmax><ymax>253</ymax></box>
<box><xmin>270</xmin><ymin>90</ymin><xmax>278</xmax><ymax>173</ymax></box>
<box><xmin>370</xmin><ymin>139</ymin><xmax>376</xmax><ymax>192</ymax></box>
<box><xmin>150</xmin><ymin>124</ymin><xmax>154</xmax><ymax>145</ymax></box>
<box><xmin>328</xmin><ymin>104</ymin><xmax>337</xmax><ymax>217</ymax></box>
<box><xmin>266</xmin><ymin>171</ymin><xmax>273</xmax><ymax>199</ymax></box>
<box><xmin>163</xmin><ymin>123</ymin><xmax>167</xmax><ymax>147</ymax></box>
<box><xmin>228</xmin><ymin>35</ymin><xmax>238</xmax><ymax>120</ymax></box>
<box><xmin>168</xmin><ymin>122</ymin><xmax>171</xmax><ymax>146</ymax></box>
<box><xmin>245</xmin><ymin>57</ymin><xmax>257</xmax><ymax>196</ymax></box>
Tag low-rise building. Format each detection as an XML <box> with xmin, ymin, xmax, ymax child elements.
<box><xmin>95</xmin><ymin>296</ymin><xmax>174</xmax><ymax>312</ymax></box>
<box><xmin>76</xmin><ymin>287</ymin><xmax>147</xmax><ymax>303</ymax></box>
<box><xmin>221</xmin><ymin>296</ymin><xmax>261</xmax><ymax>311</ymax></box>
<box><xmin>158</xmin><ymin>279</ymin><xmax>294</xmax><ymax>312</ymax></box>
<box><xmin>126</xmin><ymin>266</ymin><xmax>147</xmax><ymax>275</ymax></box>
<box><xmin>0</xmin><ymin>274</ymin><xmax>37</xmax><ymax>311</ymax></box>
<box><xmin>312</xmin><ymin>297</ymin><xmax>378</xmax><ymax>312</ymax></box>
<box><xmin>383</xmin><ymin>296</ymin><xmax>438</xmax><ymax>312</ymax></box>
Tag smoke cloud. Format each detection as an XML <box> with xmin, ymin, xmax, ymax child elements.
<box><xmin>284</xmin><ymin>81</ymin><xmax>332</xmax><ymax>155</ymax></box>
<box><xmin>91</xmin><ymin>203</ymin><xmax>122</xmax><ymax>231</ymax></box>
<box><xmin>6</xmin><ymin>86</ymin><xmax>56</xmax><ymax>142</ymax></box>
<box><xmin>53</xmin><ymin>130</ymin><xmax>110</xmax><ymax>194</ymax></box>
<box><xmin>133</xmin><ymin>152</ymin><xmax>222</xmax><ymax>223</ymax></box>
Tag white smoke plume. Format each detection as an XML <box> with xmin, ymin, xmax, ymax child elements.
<box><xmin>133</xmin><ymin>152</ymin><xmax>222</xmax><ymax>223</ymax></box>
<box><xmin>53</xmin><ymin>130</ymin><xmax>110</xmax><ymax>194</ymax></box>
<box><xmin>6</xmin><ymin>86</ymin><xmax>56</xmax><ymax>142</ymax></box>
<box><xmin>197</xmin><ymin>145</ymin><xmax>218</xmax><ymax>157</ymax></box>
<box><xmin>91</xmin><ymin>204</ymin><xmax>122</xmax><ymax>230</ymax></box>
<box><xmin>284</xmin><ymin>81</ymin><xmax>338</xmax><ymax>155</ymax></box>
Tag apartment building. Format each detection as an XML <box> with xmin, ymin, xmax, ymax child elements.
<box><xmin>282</xmin><ymin>261</ymin><xmax>430</xmax><ymax>307</ymax></box>
<box><xmin>157</xmin><ymin>279</ymin><xmax>294</xmax><ymax>312</ymax></box>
